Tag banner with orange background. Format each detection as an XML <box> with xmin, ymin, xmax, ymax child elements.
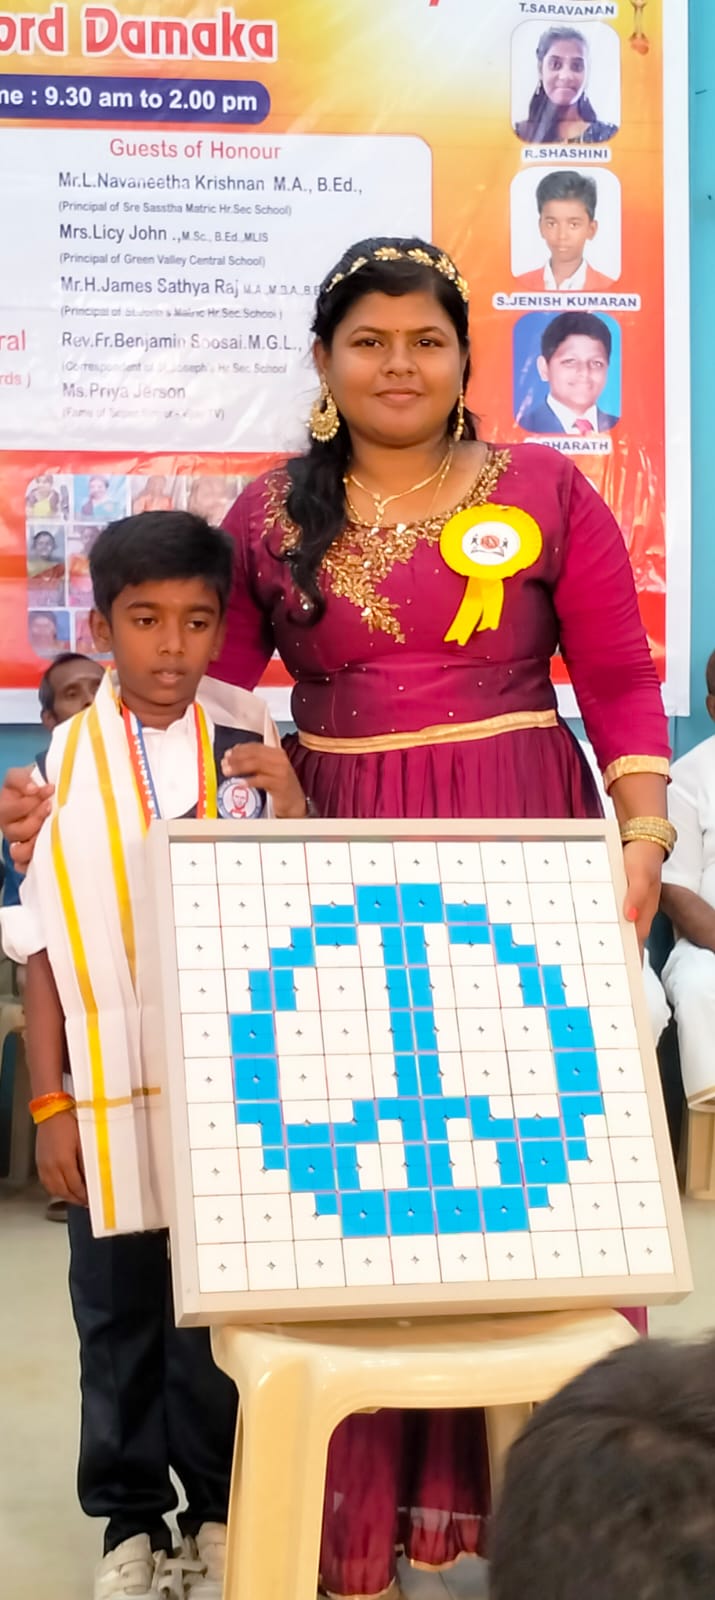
<box><xmin>0</xmin><ymin>0</ymin><xmax>690</xmax><ymax>720</ymax></box>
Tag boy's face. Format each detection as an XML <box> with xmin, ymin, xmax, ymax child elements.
<box><xmin>538</xmin><ymin>334</ymin><xmax>609</xmax><ymax>414</ymax></box>
<box><xmin>42</xmin><ymin>658</ymin><xmax>104</xmax><ymax>730</ymax></box>
<box><xmin>539</xmin><ymin>200</ymin><xmax>597</xmax><ymax>265</ymax></box>
<box><xmin>90</xmin><ymin>578</ymin><xmax>226</xmax><ymax>725</ymax></box>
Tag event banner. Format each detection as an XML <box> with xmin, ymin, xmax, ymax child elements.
<box><xmin>0</xmin><ymin>0</ymin><xmax>690</xmax><ymax>719</ymax></box>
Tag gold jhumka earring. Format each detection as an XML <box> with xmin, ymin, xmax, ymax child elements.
<box><xmin>309</xmin><ymin>377</ymin><xmax>340</xmax><ymax>443</ymax></box>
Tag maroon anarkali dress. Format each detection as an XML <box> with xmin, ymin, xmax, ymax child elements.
<box><xmin>215</xmin><ymin>444</ymin><xmax>670</xmax><ymax>1598</ymax></box>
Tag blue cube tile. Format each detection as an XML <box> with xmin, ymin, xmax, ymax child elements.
<box><xmin>549</xmin><ymin>1007</ymin><xmax>595</xmax><ymax>1051</ymax></box>
<box><xmin>390</xmin><ymin>1013</ymin><xmax>415</xmax><ymax>1053</ymax></box>
<box><xmin>248</xmin><ymin>971</ymin><xmax>272</xmax><ymax>1010</ymax></box>
<box><xmin>495</xmin><ymin>1140</ymin><xmax>522</xmax><ymax>1185</ymax></box>
<box><xmin>516</xmin><ymin>1116</ymin><xmax>562</xmax><ymax>1141</ymax></box>
<box><xmin>235</xmin><ymin>1058</ymin><xmax>279</xmax><ymax>1101</ymax></box>
<box><xmin>481</xmin><ymin>1187</ymin><xmax>529</xmax><ymax>1233</ymax></box>
<box><xmin>272</xmin><ymin>970</ymin><xmax>297</xmax><ymax>1011</ymax></box>
<box><xmin>542</xmin><ymin>966</ymin><xmax>567</xmax><ymax>1008</ymax></box>
<box><xmin>286</xmin><ymin>1120</ymin><xmax>331</xmax><ymax>1146</ymax></box>
<box><xmin>381</xmin><ymin>927</ymin><xmax>405</xmax><ymax>965</ymax></box>
<box><xmin>388</xmin><ymin>1190</ymin><xmax>435</xmax><ymax>1236</ymax></box>
<box><xmin>377</xmin><ymin>1098</ymin><xmax>423</xmax><ymax>1142</ymax></box>
<box><xmin>404</xmin><ymin>926</ymin><xmax>428</xmax><ymax>965</ymax></box>
<box><xmin>561</xmin><ymin>1093</ymin><xmax>604</xmax><ymax>1137</ymax></box>
<box><xmin>230</xmin><ymin>1013</ymin><xmax>276</xmax><ymax>1056</ymax></box>
<box><xmin>445</xmin><ymin>901</ymin><xmax>488</xmax><ymax>924</ymax></box>
<box><xmin>519</xmin><ymin>967</ymin><xmax>543</xmax><ymax>1007</ymax></box>
<box><xmin>428</xmin><ymin>1144</ymin><xmax>454</xmax><ymax>1188</ymax></box>
<box><xmin>527</xmin><ymin>1185</ymin><xmax>550</xmax><ymax>1209</ymax></box>
<box><xmin>287</xmin><ymin>1146</ymin><xmax>336</xmax><ymax>1192</ymax></box>
<box><xmin>333</xmin><ymin>1102</ymin><xmax>378</xmax><ymax>1144</ymax></box>
<box><xmin>424</xmin><ymin>1096</ymin><xmax>468</xmax><ymax>1141</ymax></box>
<box><xmin>417</xmin><ymin>1053</ymin><xmax>442</xmax><ymax>1096</ymax></box>
<box><xmin>356</xmin><ymin>885</ymin><xmax>400</xmax><ymax>924</ymax></box>
<box><xmin>435</xmin><ymin>1189</ymin><xmax>482</xmax><ymax>1234</ymax></box>
<box><xmin>315</xmin><ymin>925</ymin><xmax>358</xmax><ymax>947</ymax></box>
<box><xmin>315</xmin><ymin>1192</ymin><xmax>339</xmax><ymax>1216</ymax></box>
<box><xmin>409</xmin><ymin>968</ymin><xmax>435</xmax><ymax>1010</ymax></box>
<box><xmin>414</xmin><ymin>1013</ymin><xmax>438</xmax><ymax>1053</ymax></box>
<box><xmin>237</xmin><ymin>1102</ymin><xmax>283</xmax><ymax>1146</ymax></box>
<box><xmin>449</xmin><ymin>925</ymin><xmax>490</xmax><ymax>947</ymax></box>
<box><xmin>386</xmin><ymin>968</ymin><xmax>411</xmax><ymax>1009</ymax></box>
<box><xmin>400</xmin><ymin>884</ymin><xmax>444</xmax><ymax>924</ymax></box>
<box><xmin>313</xmin><ymin>902</ymin><xmax>357</xmax><ymax>924</ymax></box>
<box><xmin>567</xmin><ymin>1137</ymin><xmax>589</xmax><ymax>1163</ymax></box>
<box><xmin>404</xmin><ymin>1145</ymin><xmax>430</xmax><ymax>1187</ymax></box>
<box><xmin>493</xmin><ymin>926</ymin><xmax>537</xmax><ymax>965</ymax></box>
<box><xmin>336</xmin><ymin>1146</ymin><xmax>361</xmax><ymax>1190</ymax></box>
<box><xmin>270</xmin><ymin>927</ymin><xmax>315</xmax><ymax>967</ymax></box>
<box><xmin>395</xmin><ymin>1055</ymin><xmax>419</xmax><ymax>1095</ymax></box>
<box><xmin>470</xmin><ymin>1096</ymin><xmax>515</xmax><ymax>1140</ymax></box>
<box><xmin>521</xmin><ymin>1140</ymin><xmax>568</xmax><ymax>1186</ymax></box>
<box><xmin>341</xmin><ymin>1191</ymin><xmax>387</xmax><ymax>1237</ymax></box>
<box><xmin>555</xmin><ymin>1050</ymin><xmax>600</xmax><ymax>1094</ymax></box>
<box><xmin>263</xmin><ymin>1147</ymin><xmax>287</xmax><ymax>1171</ymax></box>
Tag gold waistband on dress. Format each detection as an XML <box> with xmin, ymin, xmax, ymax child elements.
<box><xmin>297</xmin><ymin>708</ymin><xmax>559</xmax><ymax>756</ymax></box>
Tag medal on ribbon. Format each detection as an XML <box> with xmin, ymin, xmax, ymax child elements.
<box><xmin>440</xmin><ymin>505</ymin><xmax>543</xmax><ymax>645</ymax></box>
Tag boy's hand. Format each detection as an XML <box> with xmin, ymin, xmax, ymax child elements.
<box><xmin>0</xmin><ymin>766</ymin><xmax>54</xmax><ymax>869</ymax></box>
<box><xmin>221</xmin><ymin>744</ymin><xmax>308</xmax><ymax>819</ymax></box>
<box><xmin>35</xmin><ymin>1113</ymin><xmax>87</xmax><ymax>1207</ymax></box>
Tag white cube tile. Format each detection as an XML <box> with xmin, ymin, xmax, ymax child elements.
<box><xmin>325</xmin><ymin>1054</ymin><xmax>373</xmax><ymax>1098</ymax></box>
<box><xmin>239</xmin><ymin>1147</ymin><xmax>290</xmax><ymax>1195</ymax></box>
<box><xmin>424</xmin><ymin>924</ymin><xmax>453</xmax><ymax>964</ymax></box>
<box><xmin>277</xmin><ymin>1055</ymin><xmax>328</xmax><ymax>1100</ymax></box>
<box><xmin>439</xmin><ymin>1053</ymin><xmax>467</xmax><ymax>1094</ymax></box>
<box><xmin>217</xmin><ymin>883</ymin><xmax>266</xmax><ymax>926</ymax></box>
<box><xmin>191</xmin><ymin>1147</ymin><xmax>241</xmax><ymax>1195</ymax></box>
<box><xmin>370</xmin><ymin>1053</ymin><xmax>399</xmax><ymax>1095</ymax></box>
<box><xmin>242</xmin><ymin>1193</ymin><xmax>294</xmax><ymax>1242</ymax></box>
<box><xmin>566</xmin><ymin>840</ymin><xmax>611</xmax><ymax>882</ymax></box>
<box><xmin>305</xmin><ymin>843</ymin><xmax>353</xmax><ymax>883</ymax></box>
<box><xmin>178</xmin><ymin>969</ymin><xmax>227</xmax><ymax>1013</ymax></box>
<box><xmin>224</xmin><ymin>970</ymin><xmax>252</xmax><ymax>1012</ymax></box>
<box><xmin>350</xmin><ymin>842</ymin><xmax>396</xmax><ymax>884</ymax></box>
<box><xmin>291</xmin><ymin>1193</ymin><xmax>343</xmax><ymax>1240</ymax></box>
<box><xmin>263</xmin><ymin>884</ymin><xmax>312</xmax><ymax>925</ymax></box>
<box><xmin>578</xmin><ymin>1229</ymin><xmax>628</xmax><ymax>1278</ymax></box>
<box><xmin>318</xmin><ymin>967</ymin><xmax>366</xmax><ymax>1011</ymax></box>
<box><xmin>380</xmin><ymin>1142</ymin><xmax>409</xmax><ymax>1189</ymax></box>
<box><xmin>501</xmin><ymin>1008</ymin><xmax>549</xmax><ymax>1052</ymax></box>
<box><xmin>571</xmin><ymin>1183</ymin><xmax>622</xmax><ymax>1231</ymax></box>
<box><xmin>571</xmin><ymin>882</ymin><xmax>618</xmax><ymax>923</ymax></box>
<box><xmin>438</xmin><ymin>841</ymin><xmax>484</xmax><ymax>880</ymax></box>
<box><xmin>321</xmin><ymin>1010</ymin><xmax>370</xmax><ymax>1055</ymax></box>
<box><xmin>259</xmin><ymin>843</ymin><xmax>307</xmax><ymax>884</ymax></box>
<box><xmin>473</xmin><ymin>1141</ymin><xmax>501</xmax><ymax>1187</ymax></box>
<box><xmin>528</xmin><ymin>883</ymin><xmax>575</xmax><ymax>923</ymax></box>
<box><xmin>295</xmin><ymin>1240</ymin><xmax>346</xmax><ymax>1289</ymax></box>
<box><xmin>283</xmin><ymin>1097</ymin><xmax>330</xmax><ymax>1131</ymax></box>
<box><xmin>603</xmin><ymin>1091</ymin><xmax>652</xmax><ymax>1139</ymax></box>
<box><xmin>528</xmin><ymin>1185</ymin><xmax>575</xmax><ymax>1231</ymax></box>
<box><xmin>182</xmin><ymin>1013</ymin><xmax>231</xmax><ymax>1057</ymax></box>
<box><xmin>609</xmin><ymin>1137</ymin><xmax>660</xmax><ymax>1183</ymax></box>
<box><xmin>590</xmin><ymin>1007</ymin><xmax>638</xmax><ymax>1051</ymax></box>
<box><xmin>462</xmin><ymin>1051</ymin><xmax>510</xmax><ymax>1095</ymax></box>
<box><xmin>441</xmin><ymin>883</ymin><xmax>487</xmax><ymax>915</ymax></box>
<box><xmin>513</xmin><ymin>1092</ymin><xmax>560</xmax><ymax>1122</ymax></box>
<box><xmin>246</xmin><ymin>1242</ymin><xmax>298</xmax><ymax>1291</ymax></box>
<box><xmin>451</xmin><ymin>965</ymin><xmax>499</xmax><ymax>1008</ymax></box>
<box><xmin>596</xmin><ymin>1050</ymin><xmax>646</xmax><ymax>1093</ymax></box>
<box><xmin>433</xmin><ymin>1009</ymin><xmax>462</xmax><ymax>1052</ymax></box>
<box><xmin>356</xmin><ymin>1144</ymin><xmax>383</xmax><ymax>1190</ymax></box>
<box><xmin>197</xmin><ymin>1243</ymin><xmax>247</xmax><ymax>1293</ymax></box>
<box><xmin>215</xmin><ymin>841</ymin><xmax>262</xmax><ymax>883</ymax></box>
<box><xmin>275</xmin><ymin>1012</ymin><xmax>324</xmax><ymax>1056</ymax></box>
<box><xmin>459</xmin><ymin>1009</ymin><xmax>505</xmax><ymax>1052</ymax></box>
<box><xmin>616</xmin><ymin>1181</ymin><xmax>667</xmax><ymax>1229</ymax></box>
<box><xmin>559</xmin><ymin>965</ymin><xmax>589</xmax><ymax>1007</ymax></box>
<box><xmin>314</xmin><ymin>938</ymin><xmax>360</xmax><ymax>968</ymax></box>
<box><xmin>221</xmin><ymin>926</ymin><xmax>269</xmax><ymax>968</ymax></box>
<box><xmin>172</xmin><ymin>883</ymin><xmax>219</xmax><ymax>926</ymax></box>
<box><xmin>485</xmin><ymin>883</ymin><xmax>532</xmax><ymax>924</ymax></box>
<box><xmin>175</xmin><ymin>926</ymin><xmax>224</xmax><ymax>970</ymax></box>
<box><xmin>293</xmin><ymin>969</ymin><xmax>320</xmax><ymax>1011</ymax></box>
<box><xmin>343</xmin><ymin>1238</ymin><xmax>393</xmax><ymax>1287</ymax></box>
<box><xmin>496</xmin><ymin>968</ymin><xmax>525</xmax><ymax>1008</ymax></box>
<box><xmin>438</xmin><ymin>1233</ymin><xmax>488</xmax><ymax>1283</ymax></box>
<box><xmin>170</xmin><ymin>842</ymin><xmax>217</xmax><ymax>885</ymax></box>
<box><xmin>568</xmin><ymin>1138</ymin><xmax>614</xmax><ymax>1185</ymax></box>
<box><xmin>425</xmin><ymin>967</ymin><xmax>457</xmax><ymax>1007</ymax></box>
<box><xmin>447</xmin><ymin>1140</ymin><xmax>477</xmax><ymax>1187</ymax></box>
<box><xmin>394</xmin><ymin>841</ymin><xmax>440</xmax><ymax>881</ymax></box>
<box><xmin>507</xmin><ymin>1051</ymin><xmax>556</xmax><ymax>1095</ymax></box>
<box><xmin>535</xmin><ymin>924</ymin><xmax>583</xmax><ymax>965</ymax></box>
<box><xmin>185</xmin><ymin>1057</ymin><xmax>234</xmax><ymax>1103</ymax></box>
<box><xmin>367</xmin><ymin>1012</ymin><xmax>401</xmax><ymax>1054</ymax></box>
<box><xmin>194</xmin><ymin>1194</ymin><xmax>245</xmax><ymax>1244</ymax></box>
<box><xmin>481</xmin><ymin>843</ymin><xmax>525</xmax><ymax>880</ymax></box>
<box><xmin>624</xmin><ymin>1228</ymin><xmax>674</xmax><ymax>1276</ymax></box>
<box><xmin>577</xmin><ymin>924</ymin><xmax>625</xmax><ymax>964</ymax></box>
<box><xmin>357</xmin><ymin>926</ymin><xmax>391</xmax><ymax>967</ymax></box>
<box><xmin>585</xmin><ymin>965</ymin><xmax>632</xmax><ymax>1007</ymax></box>
<box><xmin>532</xmin><ymin>1232</ymin><xmax>582</xmax><ymax>1279</ymax></box>
<box><xmin>187</xmin><ymin>1102</ymin><xmax>238</xmax><ymax>1149</ymax></box>
<box><xmin>485</xmin><ymin>1234</ymin><xmax>535</xmax><ymax>1281</ymax></box>
<box><xmin>391</xmin><ymin>1236</ymin><xmax>441</xmax><ymax>1285</ymax></box>
<box><xmin>523</xmin><ymin>842</ymin><xmax>570</xmax><ymax>883</ymax></box>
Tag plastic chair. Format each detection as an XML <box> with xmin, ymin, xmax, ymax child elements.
<box><xmin>213</xmin><ymin>1306</ymin><xmax>637</xmax><ymax>1600</ymax></box>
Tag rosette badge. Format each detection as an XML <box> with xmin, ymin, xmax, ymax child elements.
<box><xmin>439</xmin><ymin>506</ymin><xmax>543</xmax><ymax>645</ymax></box>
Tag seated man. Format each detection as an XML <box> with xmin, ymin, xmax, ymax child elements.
<box><xmin>489</xmin><ymin>1334</ymin><xmax>715</xmax><ymax>1600</ymax></box>
<box><xmin>660</xmin><ymin>651</ymin><xmax>715</xmax><ymax>1106</ymax></box>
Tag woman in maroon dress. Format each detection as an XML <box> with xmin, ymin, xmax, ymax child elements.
<box><xmin>213</xmin><ymin>239</ymin><xmax>672</xmax><ymax>1598</ymax></box>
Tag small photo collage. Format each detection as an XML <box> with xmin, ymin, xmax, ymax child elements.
<box><xmin>24</xmin><ymin>472</ymin><xmax>244</xmax><ymax>660</ymax></box>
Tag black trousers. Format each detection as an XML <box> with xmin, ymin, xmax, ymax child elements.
<box><xmin>67</xmin><ymin>1204</ymin><xmax>237</xmax><ymax>1556</ymax></box>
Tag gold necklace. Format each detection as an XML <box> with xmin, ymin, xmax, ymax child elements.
<box><xmin>345</xmin><ymin>445</ymin><xmax>453</xmax><ymax>524</ymax></box>
<box><xmin>344</xmin><ymin>448</ymin><xmax>454</xmax><ymax>532</ymax></box>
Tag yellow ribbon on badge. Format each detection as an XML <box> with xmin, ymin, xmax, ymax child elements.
<box><xmin>440</xmin><ymin>505</ymin><xmax>543</xmax><ymax>645</ymax></box>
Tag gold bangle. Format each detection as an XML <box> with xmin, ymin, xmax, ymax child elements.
<box><xmin>619</xmin><ymin>816</ymin><xmax>677</xmax><ymax>857</ymax></box>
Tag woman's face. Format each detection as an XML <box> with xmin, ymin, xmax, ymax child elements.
<box><xmin>316</xmin><ymin>289</ymin><xmax>466</xmax><ymax>448</ymax></box>
<box><xmin>540</xmin><ymin>37</ymin><xmax>587</xmax><ymax>107</ymax></box>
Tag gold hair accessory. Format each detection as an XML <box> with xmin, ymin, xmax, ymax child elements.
<box><xmin>323</xmin><ymin>246</ymin><xmax>469</xmax><ymax>304</ymax></box>
<box><xmin>619</xmin><ymin>815</ymin><xmax>677</xmax><ymax>857</ymax></box>
<box><xmin>453</xmin><ymin>388</ymin><xmax>465</xmax><ymax>442</ymax></box>
<box><xmin>309</xmin><ymin>376</ymin><xmax>340</xmax><ymax>443</ymax></box>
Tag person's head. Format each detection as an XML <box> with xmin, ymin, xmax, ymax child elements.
<box><xmin>521</xmin><ymin>28</ymin><xmax>598</xmax><ymax>142</ymax></box>
<box><xmin>31</xmin><ymin>529</ymin><xmax>58</xmax><ymax>561</ymax></box>
<box><xmin>285</xmin><ymin>237</ymin><xmax>475</xmax><ymax>616</ymax></box>
<box><xmin>490</xmin><ymin>1335</ymin><xmax>715</xmax><ymax>1600</ymax></box>
<box><xmin>537</xmin><ymin>310</ymin><xmax>611</xmax><ymax>414</ymax></box>
<box><xmin>88</xmin><ymin>475</ymin><xmax>109</xmax><ymax>501</ymax></box>
<box><xmin>535</xmin><ymin>171</ymin><xmax>598</xmax><ymax>266</ymax></box>
<box><xmin>88</xmin><ymin>510</ymin><xmax>233</xmax><ymax>723</ymax></box>
<box><xmin>705</xmin><ymin>650</ymin><xmax>715</xmax><ymax>720</ymax></box>
<box><xmin>38</xmin><ymin>651</ymin><xmax>104</xmax><ymax>729</ymax></box>
<box><xmin>78</xmin><ymin>524</ymin><xmax>100</xmax><ymax>554</ymax></box>
<box><xmin>29</xmin><ymin>611</ymin><xmax>61</xmax><ymax>653</ymax></box>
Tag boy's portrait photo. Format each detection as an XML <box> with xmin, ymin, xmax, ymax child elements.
<box><xmin>511</xmin><ymin>169</ymin><xmax>621</xmax><ymax>289</ymax></box>
<box><xmin>512</xmin><ymin>22</ymin><xmax>620</xmax><ymax>146</ymax></box>
<box><xmin>514</xmin><ymin>310</ymin><xmax>622</xmax><ymax>435</ymax></box>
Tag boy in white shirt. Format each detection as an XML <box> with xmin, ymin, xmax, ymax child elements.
<box><xmin>1</xmin><ymin>509</ymin><xmax>308</xmax><ymax>1600</ymax></box>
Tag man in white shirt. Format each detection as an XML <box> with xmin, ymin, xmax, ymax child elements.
<box><xmin>516</xmin><ymin>171</ymin><xmax>615</xmax><ymax>292</ymax></box>
<box><xmin>660</xmin><ymin>653</ymin><xmax>715</xmax><ymax>1106</ymax></box>
<box><xmin>520</xmin><ymin>311</ymin><xmax>619</xmax><ymax>436</ymax></box>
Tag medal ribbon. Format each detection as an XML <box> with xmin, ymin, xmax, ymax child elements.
<box><xmin>122</xmin><ymin>702</ymin><xmax>217</xmax><ymax>828</ymax></box>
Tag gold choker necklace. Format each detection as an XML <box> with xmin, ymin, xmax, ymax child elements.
<box><xmin>345</xmin><ymin>446</ymin><xmax>453</xmax><ymax>524</ymax></box>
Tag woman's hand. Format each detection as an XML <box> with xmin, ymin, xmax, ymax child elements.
<box><xmin>622</xmin><ymin>838</ymin><xmax>665</xmax><ymax>948</ymax></box>
<box><xmin>221</xmin><ymin>744</ymin><xmax>308</xmax><ymax>820</ymax></box>
<box><xmin>0</xmin><ymin>767</ymin><xmax>54</xmax><ymax>869</ymax></box>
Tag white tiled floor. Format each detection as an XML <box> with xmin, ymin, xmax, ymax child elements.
<box><xmin>0</xmin><ymin>1185</ymin><xmax>713</xmax><ymax>1600</ymax></box>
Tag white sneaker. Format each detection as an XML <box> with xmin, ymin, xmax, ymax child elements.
<box><xmin>180</xmin><ymin>1522</ymin><xmax>227</xmax><ymax>1598</ymax></box>
<box><xmin>94</xmin><ymin>1535</ymin><xmax>156</xmax><ymax>1599</ymax></box>
<box><xmin>151</xmin><ymin>1549</ymin><xmax>188</xmax><ymax>1598</ymax></box>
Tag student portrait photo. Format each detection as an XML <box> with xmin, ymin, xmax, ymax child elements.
<box><xmin>511</xmin><ymin>169</ymin><xmax>621</xmax><ymax>290</ymax></box>
<box><xmin>27</xmin><ymin>525</ymin><xmax>67</xmax><ymax>609</ymax></box>
<box><xmin>76</xmin><ymin>473</ymin><xmax>128</xmax><ymax>523</ymax></box>
<box><xmin>28</xmin><ymin>609</ymin><xmax>71</xmax><ymax>659</ymax></box>
<box><xmin>130</xmin><ymin>473</ymin><xmax>180</xmax><ymax>515</ymax></box>
<box><xmin>514</xmin><ymin>310</ymin><xmax>622</xmax><ymax>436</ymax></box>
<box><xmin>25</xmin><ymin>472</ymin><xmax>72</xmax><ymax>521</ymax></box>
<box><xmin>512</xmin><ymin>23</ymin><xmax>620</xmax><ymax>146</ymax></box>
<box><xmin>186</xmin><ymin>475</ymin><xmax>242</xmax><ymax>527</ymax></box>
